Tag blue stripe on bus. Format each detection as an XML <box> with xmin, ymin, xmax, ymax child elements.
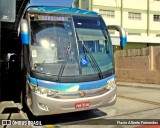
<box><xmin>120</xmin><ymin>36</ymin><xmax>127</xmax><ymax>46</ymax></box>
<box><xmin>29</xmin><ymin>74</ymin><xmax>116</xmax><ymax>92</ymax></box>
<box><xmin>28</xmin><ymin>7</ymin><xmax>98</xmax><ymax>16</ymax></box>
<box><xmin>21</xmin><ymin>32</ymin><xmax>30</xmax><ymax>45</ymax></box>
<box><xmin>29</xmin><ymin>76</ymin><xmax>37</xmax><ymax>85</ymax></box>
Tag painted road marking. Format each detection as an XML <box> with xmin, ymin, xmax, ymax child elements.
<box><xmin>118</xmin><ymin>95</ymin><xmax>160</xmax><ymax>106</ymax></box>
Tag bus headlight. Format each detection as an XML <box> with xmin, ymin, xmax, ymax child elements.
<box><xmin>106</xmin><ymin>81</ymin><xmax>116</xmax><ymax>90</ymax></box>
<box><xmin>37</xmin><ymin>102</ymin><xmax>49</xmax><ymax>111</ymax></box>
<box><xmin>32</xmin><ymin>86</ymin><xmax>57</xmax><ymax>97</ymax></box>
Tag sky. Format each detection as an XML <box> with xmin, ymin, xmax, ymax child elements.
<box><xmin>30</xmin><ymin>0</ymin><xmax>76</xmax><ymax>7</ymax></box>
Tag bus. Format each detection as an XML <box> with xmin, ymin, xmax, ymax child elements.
<box><xmin>20</xmin><ymin>5</ymin><xmax>127</xmax><ymax>116</ymax></box>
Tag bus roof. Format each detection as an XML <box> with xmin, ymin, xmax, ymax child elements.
<box><xmin>27</xmin><ymin>6</ymin><xmax>99</xmax><ymax>16</ymax></box>
<box><xmin>29</xmin><ymin>0</ymin><xmax>73</xmax><ymax>7</ymax></box>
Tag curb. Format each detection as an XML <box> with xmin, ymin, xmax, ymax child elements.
<box><xmin>117</xmin><ymin>82</ymin><xmax>160</xmax><ymax>90</ymax></box>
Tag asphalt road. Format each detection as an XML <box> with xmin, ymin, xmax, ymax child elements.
<box><xmin>1</xmin><ymin>85</ymin><xmax>160</xmax><ymax>128</ymax></box>
<box><xmin>27</xmin><ymin>85</ymin><xmax>160</xmax><ymax>128</ymax></box>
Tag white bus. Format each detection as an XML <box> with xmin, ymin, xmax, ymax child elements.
<box><xmin>20</xmin><ymin>3</ymin><xmax>127</xmax><ymax>116</ymax></box>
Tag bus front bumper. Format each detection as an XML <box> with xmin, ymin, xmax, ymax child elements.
<box><xmin>28</xmin><ymin>85</ymin><xmax>117</xmax><ymax>116</ymax></box>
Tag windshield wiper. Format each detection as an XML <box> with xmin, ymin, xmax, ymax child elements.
<box><xmin>57</xmin><ymin>43</ymin><xmax>72</xmax><ymax>82</ymax></box>
<box><xmin>82</xmin><ymin>43</ymin><xmax>103</xmax><ymax>79</ymax></box>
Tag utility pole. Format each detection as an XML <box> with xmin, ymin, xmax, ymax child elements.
<box><xmin>121</xmin><ymin>0</ymin><xmax>123</xmax><ymax>50</ymax></box>
<box><xmin>147</xmin><ymin>0</ymin><xmax>150</xmax><ymax>36</ymax></box>
<box><xmin>90</xmin><ymin>0</ymin><xmax>93</xmax><ymax>11</ymax></box>
<box><xmin>121</xmin><ymin>0</ymin><xmax>123</xmax><ymax>27</ymax></box>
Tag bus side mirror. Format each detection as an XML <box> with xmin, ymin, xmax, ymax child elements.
<box><xmin>20</xmin><ymin>19</ymin><xmax>29</xmax><ymax>45</ymax></box>
<box><xmin>107</xmin><ymin>25</ymin><xmax>127</xmax><ymax>46</ymax></box>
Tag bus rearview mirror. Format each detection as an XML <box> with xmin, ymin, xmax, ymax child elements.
<box><xmin>20</xmin><ymin>19</ymin><xmax>29</xmax><ymax>45</ymax></box>
<box><xmin>0</xmin><ymin>0</ymin><xmax>16</xmax><ymax>22</ymax></box>
<box><xmin>107</xmin><ymin>25</ymin><xmax>127</xmax><ymax>46</ymax></box>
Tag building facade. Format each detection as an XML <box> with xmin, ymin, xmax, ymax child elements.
<box><xmin>72</xmin><ymin>0</ymin><xmax>160</xmax><ymax>37</ymax></box>
<box><xmin>72</xmin><ymin>0</ymin><xmax>160</xmax><ymax>84</ymax></box>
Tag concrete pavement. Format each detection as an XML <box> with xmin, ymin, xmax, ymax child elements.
<box><xmin>0</xmin><ymin>101</ymin><xmax>32</xmax><ymax>128</ymax></box>
<box><xmin>117</xmin><ymin>81</ymin><xmax>160</xmax><ymax>89</ymax></box>
<box><xmin>0</xmin><ymin>82</ymin><xmax>160</xmax><ymax>128</ymax></box>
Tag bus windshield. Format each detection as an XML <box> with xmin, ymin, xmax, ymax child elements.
<box><xmin>30</xmin><ymin>14</ymin><xmax>79</xmax><ymax>76</ymax></box>
<box><xmin>29</xmin><ymin>13</ymin><xmax>114</xmax><ymax>79</ymax></box>
<box><xmin>73</xmin><ymin>16</ymin><xmax>114</xmax><ymax>75</ymax></box>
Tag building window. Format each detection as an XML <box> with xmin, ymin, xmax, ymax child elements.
<box><xmin>156</xmin><ymin>34</ymin><xmax>160</xmax><ymax>37</ymax></box>
<box><xmin>128</xmin><ymin>12</ymin><xmax>141</xmax><ymax>20</ymax></box>
<box><xmin>153</xmin><ymin>15</ymin><xmax>160</xmax><ymax>22</ymax></box>
<box><xmin>128</xmin><ymin>33</ymin><xmax>141</xmax><ymax>36</ymax></box>
<box><xmin>99</xmin><ymin>10</ymin><xmax>115</xmax><ymax>18</ymax></box>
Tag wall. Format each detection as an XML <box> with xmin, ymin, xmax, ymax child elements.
<box><xmin>150</xmin><ymin>0</ymin><xmax>160</xmax><ymax>12</ymax></box>
<box><xmin>115</xmin><ymin>46</ymin><xmax>160</xmax><ymax>84</ymax></box>
<box><xmin>123</xmin><ymin>0</ymin><xmax>147</xmax><ymax>10</ymax></box>
<box><xmin>93</xmin><ymin>0</ymin><xmax>121</xmax><ymax>7</ymax></box>
<box><xmin>81</xmin><ymin>0</ymin><xmax>89</xmax><ymax>10</ymax></box>
<box><xmin>73</xmin><ymin>0</ymin><xmax>160</xmax><ymax>36</ymax></box>
<box><xmin>149</xmin><ymin>13</ymin><xmax>160</xmax><ymax>32</ymax></box>
<box><xmin>123</xmin><ymin>12</ymin><xmax>147</xmax><ymax>30</ymax></box>
<box><xmin>149</xmin><ymin>0</ymin><xmax>160</xmax><ymax>33</ymax></box>
<box><xmin>96</xmin><ymin>10</ymin><xmax>121</xmax><ymax>26</ymax></box>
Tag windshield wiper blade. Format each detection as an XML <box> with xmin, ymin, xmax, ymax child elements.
<box><xmin>57</xmin><ymin>45</ymin><xmax>71</xmax><ymax>82</ymax></box>
<box><xmin>83</xmin><ymin>44</ymin><xmax>103</xmax><ymax>79</ymax></box>
<box><xmin>57</xmin><ymin>60</ymin><xmax>67</xmax><ymax>82</ymax></box>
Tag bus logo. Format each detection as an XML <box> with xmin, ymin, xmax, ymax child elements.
<box><xmin>80</xmin><ymin>91</ymin><xmax>85</xmax><ymax>97</ymax></box>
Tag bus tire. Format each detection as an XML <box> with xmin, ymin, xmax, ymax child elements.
<box><xmin>20</xmin><ymin>87</ymin><xmax>27</xmax><ymax>112</ymax></box>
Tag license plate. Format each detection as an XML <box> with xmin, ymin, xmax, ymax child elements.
<box><xmin>75</xmin><ymin>102</ymin><xmax>90</xmax><ymax>108</ymax></box>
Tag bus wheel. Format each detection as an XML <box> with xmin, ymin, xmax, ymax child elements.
<box><xmin>20</xmin><ymin>88</ymin><xmax>27</xmax><ymax>112</ymax></box>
